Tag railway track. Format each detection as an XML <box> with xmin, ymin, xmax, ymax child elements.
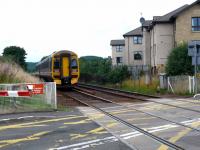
<box><xmin>77</xmin><ymin>83</ymin><xmax>200</xmax><ymax>113</ymax></box>
<box><xmin>63</xmin><ymin>90</ymin><xmax>184</xmax><ymax>150</ymax></box>
<box><xmin>58</xmin><ymin>86</ymin><xmax>200</xmax><ymax>150</ymax></box>
<box><xmin>57</xmin><ymin>83</ymin><xmax>200</xmax><ymax>149</ymax></box>
<box><xmin>75</xmin><ymin>84</ymin><xmax>200</xmax><ymax>131</ymax></box>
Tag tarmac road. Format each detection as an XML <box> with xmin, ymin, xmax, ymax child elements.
<box><xmin>0</xmin><ymin>110</ymin><xmax>132</xmax><ymax>150</ymax></box>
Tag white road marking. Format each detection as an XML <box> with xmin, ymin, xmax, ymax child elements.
<box><xmin>50</xmin><ymin>117</ymin><xmax>200</xmax><ymax>150</ymax></box>
<box><xmin>0</xmin><ymin>115</ymin><xmax>58</xmax><ymax>122</ymax></box>
<box><xmin>49</xmin><ymin>136</ymin><xmax>117</xmax><ymax>150</ymax></box>
<box><xmin>0</xmin><ymin>116</ymin><xmax>34</xmax><ymax>122</ymax></box>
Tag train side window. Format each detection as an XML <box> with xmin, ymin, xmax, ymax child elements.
<box><xmin>54</xmin><ymin>59</ymin><xmax>60</xmax><ymax>69</ymax></box>
<box><xmin>71</xmin><ymin>59</ymin><xmax>78</xmax><ymax>69</ymax></box>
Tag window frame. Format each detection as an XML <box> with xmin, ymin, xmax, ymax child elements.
<box><xmin>133</xmin><ymin>51</ymin><xmax>143</xmax><ymax>60</ymax></box>
<box><xmin>54</xmin><ymin>59</ymin><xmax>60</xmax><ymax>69</ymax></box>
<box><xmin>133</xmin><ymin>36</ymin><xmax>142</xmax><ymax>44</ymax></box>
<box><xmin>71</xmin><ymin>59</ymin><xmax>78</xmax><ymax>69</ymax></box>
<box><xmin>116</xmin><ymin>45</ymin><xmax>123</xmax><ymax>52</ymax></box>
<box><xmin>116</xmin><ymin>57</ymin><xmax>123</xmax><ymax>64</ymax></box>
<box><xmin>192</xmin><ymin>17</ymin><xmax>200</xmax><ymax>31</ymax></box>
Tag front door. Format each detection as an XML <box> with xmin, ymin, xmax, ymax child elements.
<box><xmin>62</xmin><ymin>57</ymin><xmax>69</xmax><ymax>77</ymax></box>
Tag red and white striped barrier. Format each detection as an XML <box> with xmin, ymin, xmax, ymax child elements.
<box><xmin>0</xmin><ymin>90</ymin><xmax>32</xmax><ymax>97</ymax></box>
<box><xmin>0</xmin><ymin>83</ymin><xmax>45</xmax><ymax>97</ymax></box>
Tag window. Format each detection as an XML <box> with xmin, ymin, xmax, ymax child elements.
<box><xmin>133</xmin><ymin>36</ymin><xmax>142</xmax><ymax>44</ymax></box>
<box><xmin>116</xmin><ymin>46</ymin><xmax>123</xmax><ymax>52</ymax></box>
<box><xmin>54</xmin><ymin>59</ymin><xmax>60</xmax><ymax>69</ymax></box>
<box><xmin>134</xmin><ymin>51</ymin><xmax>143</xmax><ymax>60</ymax></box>
<box><xmin>192</xmin><ymin>17</ymin><xmax>200</xmax><ymax>31</ymax></box>
<box><xmin>71</xmin><ymin>59</ymin><xmax>78</xmax><ymax>69</ymax></box>
<box><xmin>116</xmin><ymin>57</ymin><xmax>123</xmax><ymax>64</ymax></box>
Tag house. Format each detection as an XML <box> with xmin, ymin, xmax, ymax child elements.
<box><xmin>111</xmin><ymin>0</ymin><xmax>200</xmax><ymax>73</ymax></box>
<box><xmin>110</xmin><ymin>39</ymin><xmax>125</xmax><ymax>65</ymax></box>
<box><xmin>123</xmin><ymin>27</ymin><xmax>145</xmax><ymax>66</ymax></box>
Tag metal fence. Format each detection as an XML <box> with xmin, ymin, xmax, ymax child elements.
<box><xmin>128</xmin><ymin>65</ymin><xmax>151</xmax><ymax>80</ymax></box>
<box><xmin>165</xmin><ymin>75</ymin><xmax>200</xmax><ymax>94</ymax></box>
<box><xmin>0</xmin><ymin>82</ymin><xmax>57</xmax><ymax>114</ymax></box>
<box><xmin>167</xmin><ymin>75</ymin><xmax>190</xmax><ymax>94</ymax></box>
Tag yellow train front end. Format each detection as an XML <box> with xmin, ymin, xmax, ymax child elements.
<box><xmin>51</xmin><ymin>50</ymin><xmax>79</xmax><ymax>87</ymax></box>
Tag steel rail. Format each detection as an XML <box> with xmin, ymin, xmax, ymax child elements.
<box><xmin>68</xmin><ymin>90</ymin><xmax>184</xmax><ymax>150</ymax></box>
<box><xmin>74</xmin><ymin>89</ymin><xmax>200</xmax><ymax>132</ymax></box>
<box><xmin>78</xmin><ymin>83</ymin><xmax>200</xmax><ymax>104</ymax></box>
<box><xmin>78</xmin><ymin>83</ymin><xmax>160</xmax><ymax>98</ymax></box>
<box><xmin>77</xmin><ymin>84</ymin><xmax>200</xmax><ymax>114</ymax></box>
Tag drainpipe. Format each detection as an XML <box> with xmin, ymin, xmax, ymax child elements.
<box><xmin>173</xmin><ymin>22</ymin><xmax>176</xmax><ymax>48</ymax></box>
<box><xmin>128</xmin><ymin>37</ymin><xmax>130</xmax><ymax>65</ymax></box>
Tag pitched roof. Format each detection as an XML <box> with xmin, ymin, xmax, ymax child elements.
<box><xmin>154</xmin><ymin>4</ymin><xmax>189</xmax><ymax>23</ymax></box>
<box><xmin>110</xmin><ymin>39</ymin><xmax>125</xmax><ymax>46</ymax></box>
<box><xmin>153</xmin><ymin>0</ymin><xmax>200</xmax><ymax>23</ymax></box>
<box><xmin>172</xmin><ymin>0</ymin><xmax>200</xmax><ymax>18</ymax></box>
<box><xmin>123</xmin><ymin>27</ymin><xmax>142</xmax><ymax>37</ymax></box>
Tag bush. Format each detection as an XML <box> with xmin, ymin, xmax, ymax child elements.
<box><xmin>79</xmin><ymin>56</ymin><xmax>130</xmax><ymax>84</ymax></box>
<box><xmin>166</xmin><ymin>42</ymin><xmax>193</xmax><ymax>76</ymax></box>
<box><xmin>108</xmin><ymin>66</ymin><xmax>130</xmax><ymax>84</ymax></box>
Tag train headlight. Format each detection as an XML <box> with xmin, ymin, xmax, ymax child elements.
<box><xmin>72</xmin><ymin>69</ymin><xmax>78</xmax><ymax>73</ymax></box>
<box><xmin>54</xmin><ymin>69</ymin><xmax>60</xmax><ymax>73</ymax></box>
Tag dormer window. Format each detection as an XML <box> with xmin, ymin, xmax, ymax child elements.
<box><xmin>192</xmin><ymin>17</ymin><xmax>200</xmax><ymax>31</ymax></box>
<box><xmin>133</xmin><ymin>36</ymin><xmax>142</xmax><ymax>44</ymax></box>
<box><xmin>116</xmin><ymin>46</ymin><xmax>123</xmax><ymax>52</ymax></box>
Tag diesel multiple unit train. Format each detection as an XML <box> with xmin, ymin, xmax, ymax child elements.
<box><xmin>36</xmin><ymin>50</ymin><xmax>79</xmax><ymax>87</ymax></box>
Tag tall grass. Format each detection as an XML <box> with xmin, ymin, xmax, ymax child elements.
<box><xmin>122</xmin><ymin>76</ymin><xmax>159</xmax><ymax>95</ymax></box>
<box><xmin>107</xmin><ymin>76</ymin><xmax>160</xmax><ymax>95</ymax></box>
<box><xmin>0</xmin><ymin>57</ymin><xmax>40</xmax><ymax>83</ymax></box>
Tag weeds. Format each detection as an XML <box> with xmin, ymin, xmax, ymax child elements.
<box><xmin>0</xmin><ymin>58</ymin><xmax>40</xmax><ymax>83</ymax></box>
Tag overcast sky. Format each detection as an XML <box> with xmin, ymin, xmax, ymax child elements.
<box><xmin>0</xmin><ymin>0</ymin><xmax>195</xmax><ymax>62</ymax></box>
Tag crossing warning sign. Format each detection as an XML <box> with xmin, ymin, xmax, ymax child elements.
<box><xmin>27</xmin><ymin>84</ymin><xmax>44</xmax><ymax>95</ymax></box>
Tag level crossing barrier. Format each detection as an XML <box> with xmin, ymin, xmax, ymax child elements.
<box><xmin>0</xmin><ymin>82</ymin><xmax>57</xmax><ymax>114</ymax></box>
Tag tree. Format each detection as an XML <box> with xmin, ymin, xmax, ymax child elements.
<box><xmin>108</xmin><ymin>65</ymin><xmax>130</xmax><ymax>84</ymax></box>
<box><xmin>165</xmin><ymin>43</ymin><xmax>193</xmax><ymax>76</ymax></box>
<box><xmin>2</xmin><ymin>46</ymin><xmax>27</xmax><ymax>69</ymax></box>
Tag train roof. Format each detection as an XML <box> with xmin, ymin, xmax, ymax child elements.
<box><xmin>36</xmin><ymin>50</ymin><xmax>78</xmax><ymax>66</ymax></box>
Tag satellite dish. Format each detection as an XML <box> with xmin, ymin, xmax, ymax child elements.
<box><xmin>140</xmin><ymin>17</ymin><xmax>145</xmax><ymax>25</ymax></box>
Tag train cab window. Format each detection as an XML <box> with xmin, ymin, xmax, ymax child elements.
<box><xmin>71</xmin><ymin>59</ymin><xmax>78</xmax><ymax>69</ymax></box>
<box><xmin>54</xmin><ymin>59</ymin><xmax>60</xmax><ymax>69</ymax></box>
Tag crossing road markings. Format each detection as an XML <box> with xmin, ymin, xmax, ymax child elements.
<box><xmin>0</xmin><ymin>131</ymin><xmax>50</xmax><ymax>148</ymax></box>
<box><xmin>82</xmin><ymin>108</ymin><xmax>137</xmax><ymax>116</ymax></box>
<box><xmin>0</xmin><ymin>115</ymin><xmax>85</xmax><ymax>131</ymax></box>
<box><xmin>64</xmin><ymin>119</ymin><xmax>91</xmax><ymax>125</ymax></box>
<box><xmin>157</xmin><ymin>121</ymin><xmax>200</xmax><ymax>150</ymax></box>
<box><xmin>70</xmin><ymin>123</ymin><xmax>117</xmax><ymax>140</ymax></box>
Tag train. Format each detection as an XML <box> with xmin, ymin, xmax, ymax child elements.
<box><xmin>36</xmin><ymin>50</ymin><xmax>79</xmax><ymax>87</ymax></box>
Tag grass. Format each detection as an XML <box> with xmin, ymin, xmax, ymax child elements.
<box><xmin>0</xmin><ymin>58</ymin><xmax>40</xmax><ymax>83</ymax></box>
<box><xmin>104</xmin><ymin>76</ymin><xmax>163</xmax><ymax>95</ymax></box>
<box><xmin>57</xmin><ymin>105</ymin><xmax>70</xmax><ymax>111</ymax></box>
<box><xmin>0</xmin><ymin>96</ymin><xmax>53</xmax><ymax>113</ymax></box>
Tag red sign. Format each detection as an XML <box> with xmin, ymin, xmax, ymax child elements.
<box><xmin>27</xmin><ymin>84</ymin><xmax>44</xmax><ymax>95</ymax></box>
